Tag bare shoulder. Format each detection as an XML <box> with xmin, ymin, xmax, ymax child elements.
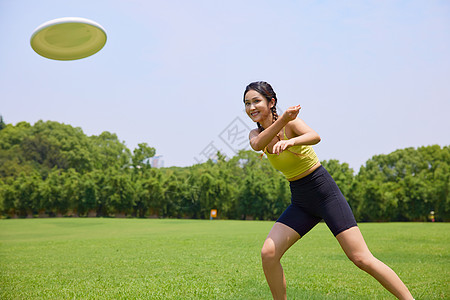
<box><xmin>285</xmin><ymin>118</ymin><xmax>315</xmax><ymax>138</ymax></box>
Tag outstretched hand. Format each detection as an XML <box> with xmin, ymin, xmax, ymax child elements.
<box><xmin>282</xmin><ymin>105</ymin><xmax>301</xmax><ymax>122</ymax></box>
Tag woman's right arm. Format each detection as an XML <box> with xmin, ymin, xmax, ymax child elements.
<box><xmin>249</xmin><ymin>105</ymin><xmax>301</xmax><ymax>151</ymax></box>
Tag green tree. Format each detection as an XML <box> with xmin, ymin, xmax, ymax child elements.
<box><xmin>90</xmin><ymin>131</ymin><xmax>131</xmax><ymax>170</ymax></box>
<box><xmin>160</xmin><ymin>173</ymin><xmax>184</xmax><ymax>218</ymax></box>
<box><xmin>0</xmin><ymin>177</ymin><xmax>16</xmax><ymax>216</ymax></box>
<box><xmin>132</xmin><ymin>143</ymin><xmax>156</xmax><ymax>169</ymax></box>
<box><xmin>0</xmin><ymin>178</ymin><xmax>16</xmax><ymax>216</ymax></box>
<box><xmin>60</xmin><ymin>169</ymin><xmax>81</xmax><ymax>216</ymax></box>
<box><xmin>12</xmin><ymin>172</ymin><xmax>41</xmax><ymax>217</ymax></box>
<box><xmin>0</xmin><ymin>122</ymin><xmax>34</xmax><ymax>178</ymax></box>
<box><xmin>350</xmin><ymin>145</ymin><xmax>449</xmax><ymax>221</ymax></box>
<box><xmin>238</xmin><ymin>170</ymin><xmax>268</xmax><ymax>220</ymax></box>
<box><xmin>38</xmin><ymin>169</ymin><xmax>66</xmax><ymax>216</ymax></box>
<box><xmin>233</xmin><ymin>150</ymin><xmax>289</xmax><ymax>220</ymax></box>
<box><xmin>32</xmin><ymin>121</ymin><xmax>94</xmax><ymax>173</ymax></box>
<box><xmin>0</xmin><ymin>115</ymin><xmax>6</xmax><ymax>130</ymax></box>
<box><xmin>136</xmin><ymin>168</ymin><xmax>166</xmax><ymax>217</ymax></box>
<box><xmin>21</xmin><ymin>133</ymin><xmax>68</xmax><ymax>171</ymax></box>
<box><xmin>76</xmin><ymin>172</ymin><xmax>98</xmax><ymax>216</ymax></box>
<box><xmin>107</xmin><ymin>172</ymin><xmax>135</xmax><ymax>216</ymax></box>
<box><xmin>321</xmin><ymin>159</ymin><xmax>354</xmax><ymax>197</ymax></box>
<box><xmin>0</xmin><ymin>121</ymin><xmax>32</xmax><ymax>149</ymax></box>
<box><xmin>91</xmin><ymin>169</ymin><xmax>110</xmax><ymax>217</ymax></box>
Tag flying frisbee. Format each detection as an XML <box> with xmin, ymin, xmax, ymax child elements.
<box><xmin>30</xmin><ymin>17</ymin><xmax>107</xmax><ymax>60</ymax></box>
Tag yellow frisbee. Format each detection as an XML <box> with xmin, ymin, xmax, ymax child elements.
<box><xmin>30</xmin><ymin>17</ymin><xmax>107</xmax><ymax>60</ymax></box>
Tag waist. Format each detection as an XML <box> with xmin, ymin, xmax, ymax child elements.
<box><xmin>287</xmin><ymin>162</ymin><xmax>321</xmax><ymax>181</ymax></box>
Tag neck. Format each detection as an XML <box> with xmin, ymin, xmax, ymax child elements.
<box><xmin>259</xmin><ymin>116</ymin><xmax>274</xmax><ymax>130</ymax></box>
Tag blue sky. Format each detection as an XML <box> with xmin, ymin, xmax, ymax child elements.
<box><xmin>1</xmin><ymin>0</ymin><xmax>449</xmax><ymax>170</ymax></box>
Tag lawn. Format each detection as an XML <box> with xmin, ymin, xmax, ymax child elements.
<box><xmin>0</xmin><ymin>219</ymin><xmax>448</xmax><ymax>299</ymax></box>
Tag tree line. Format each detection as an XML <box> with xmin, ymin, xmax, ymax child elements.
<box><xmin>0</xmin><ymin>119</ymin><xmax>448</xmax><ymax>221</ymax></box>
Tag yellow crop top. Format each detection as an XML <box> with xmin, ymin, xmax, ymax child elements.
<box><xmin>264</xmin><ymin>128</ymin><xmax>319</xmax><ymax>180</ymax></box>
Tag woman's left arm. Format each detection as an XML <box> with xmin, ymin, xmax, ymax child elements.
<box><xmin>272</xmin><ymin>118</ymin><xmax>321</xmax><ymax>154</ymax></box>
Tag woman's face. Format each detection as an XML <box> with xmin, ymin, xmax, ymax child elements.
<box><xmin>244</xmin><ymin>89</ymin><xmax>274</xmax><ymax>123</ymax></box>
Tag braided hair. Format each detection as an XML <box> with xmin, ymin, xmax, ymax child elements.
<box><xmin>243</xmin><ymin>81</ymin><xmax>279</xmax><ymax>132</ymax></box>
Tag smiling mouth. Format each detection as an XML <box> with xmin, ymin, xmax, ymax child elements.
<box><xmin>250</xmin><ymin>111</ymin><xmax>259</xmax><ymax>117</ymax></box>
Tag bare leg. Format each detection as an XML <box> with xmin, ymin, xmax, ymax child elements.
<box><xmin>261</xmin><ymin>222</ymin><xmax>300</xmax><ymax>300</ymax></box>
<box><xmin>336</xmin><ymin>227</ymin><xmax>413</xmax><ymax>300</ymax></box>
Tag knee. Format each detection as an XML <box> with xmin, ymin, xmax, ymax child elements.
<box><xmin>348</xmin><ymin>252</ymin><xmax>376</xmax><ymax>270</ymax></box>
<box><xmin>261</xmin><ymin>240</ymin><xmax>279</xmax><ymax>265</ymax></box>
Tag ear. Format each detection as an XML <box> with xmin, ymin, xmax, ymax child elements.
<box><xmin>269</xmin><ymin>98</ymin><xmax>276</xmax><ymax>109</ymax></box>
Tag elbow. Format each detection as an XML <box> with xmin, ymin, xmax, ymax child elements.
<box><xmin>314</xmin><ymin>134</ymin><xmax>321</xmax><ymax>145</ymax></box>
<box><xmin>250</xmin><ymin>141</ymin><xmax>264</xmax><ymax>152</ymax></box>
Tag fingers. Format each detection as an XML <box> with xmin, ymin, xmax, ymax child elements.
<box><xmin>273</xmin><ymin>141</ymin><xmax>290</xmax><ymax>154</ymax></box>
<box><xmin>292</xmin><ymin>105</ymin><xmax>301</xmax><ymax>115</ymax></box>
<box><xmin>273</xmin><ymin>141</ymin><xmax>281</xmax><ymax>154</ymax></box>
<box><xmin>283</xmin><ymin>105</ymin><xmax>301</xmax><ymax>121</ymax></box>
<box><xmin>288</xmin><ymin>105</ymin><xmax>301</xmax><ymax>112</ymax></box>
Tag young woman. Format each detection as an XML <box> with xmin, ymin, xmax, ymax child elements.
<box><xmin>243</xmin><ymin>81</ymin><xmax>414</xmax><ymax>300</ymax></box>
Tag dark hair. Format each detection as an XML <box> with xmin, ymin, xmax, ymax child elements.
<box><xmin>243</xmin><ymin>81</ymin><xmax>278</xmax><ymax>132</ymax></box>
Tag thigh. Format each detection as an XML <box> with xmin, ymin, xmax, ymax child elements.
<box><xmin>321</xmin><ymin>194</ymin><xmax>358</xmax><ymax>237</ymax></box>
<box><xmin>335</xmin><ymin>226</ymin><xmax>372</xmax><ymax>261</ymax></box>
<box><xmin>318</xmin><ymin>171</ymin><xmax>358</xmax><ymax>236</ymax></box>
<box><xmin>277</xmin><ymin>204</ymin><xmax>322</xmax><ymax>237</ymax></box>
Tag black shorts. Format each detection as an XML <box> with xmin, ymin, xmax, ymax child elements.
<box><xmin>277</xmin><ymin>165</ymin><xmax>357</xmax><ymax>237</ymax></box>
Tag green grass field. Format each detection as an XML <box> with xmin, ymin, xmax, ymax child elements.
<box><xmin>0</xmin><ymin>219</ymin><xmax>448</xmax><ymax>299</ymax></box>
